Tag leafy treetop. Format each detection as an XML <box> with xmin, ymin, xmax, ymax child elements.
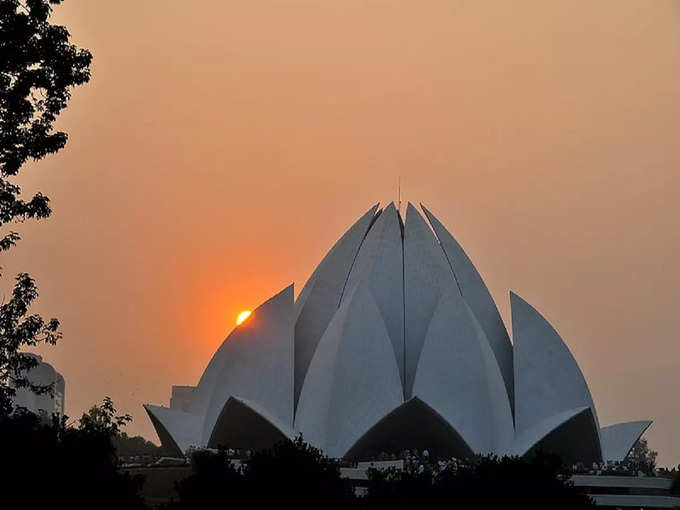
<box><xmin>627</xmin><ymin>437</ymin><xmax>658</xmax><ymax>475</ymax></box>
<box><xmin>0</xmin><ymin>0</ymin><xmax>90</xmax><ymax>416</ymax></box>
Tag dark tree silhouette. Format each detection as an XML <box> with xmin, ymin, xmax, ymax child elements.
<box><xmin>166</xmin><ymin>440</ymin><xmax>594</xmax><ymax>510</ymax></box>
<box><xmin>627</xmin><ymin>437</ymin><xmax>658</xmax><ymax>474</ymax></box>
<box><xmin>1</xmin><ymin>0</ymin><xmax>92</xmax><ymax>177</ymax></box>
<box><xmin>170</xmin><ymin>449</ymin><xmax>244</xmax><ymax>509</ymax></box>
<box><xmin>244</xmin><ymin>435</ymin><xmax>353</xmax><ymax>510</ymax></box>
<box><xmin>0</xmin><ymin>0</ymin><xmax>91</xmax><ymax>414</ymax></box>
<box><xmin>0</xmin><ymin>272</ymin><xmax>60</xmax><ymax>414</ymax></box>
<box><xmin>114</xmin><ymin>432</ymin><xmax>163</xmax><ymax>457</ymax></box>
<box><xmin>671</xmin><ymin>468</ymin><xmax>680</xmax><ymax>495</ymax></box>
<box><xmin>168</xmin><ymin>436</ymin><xmax>354</xmax><ymax>510</ymax></box>
<box><xmin>0</xmin><ymin>398</ymin><xmax>147</xmax><ymax>509</ymax></box>
<box><xmin>80</xmin><ymin>395</ymin><xmax>133</xmax><ymax>436</ymax></box>
<box><xmin>362</xmin><ymin>453</ymin><xmax>595</xmax><ymax>510</ymax></box>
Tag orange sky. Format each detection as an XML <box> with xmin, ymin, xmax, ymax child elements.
<box><xmin>8</xmin><ymin>1</ymin><xmax>680</xmax><ymax>466</ymax></box>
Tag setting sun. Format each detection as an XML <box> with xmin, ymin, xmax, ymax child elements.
<box><xmin>236</xmin><ymin>310</ymin><xmax>252</xmax><ymax>326</ymax></box>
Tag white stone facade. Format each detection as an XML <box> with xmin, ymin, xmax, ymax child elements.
<box><xmin>13</xmin><ymin>354</ymin><xmax>65</xmax><ymax>417</ymax></box>
<box><xmin>145</xmin><ymin>203</ymin><xmax>650</xmax><ymax>463</ymax></box>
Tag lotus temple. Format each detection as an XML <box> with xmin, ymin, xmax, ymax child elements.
<box><xmin>145</xmin><ymin>203</ymin><xmax>650</xmax><ymax>464</ymax></box>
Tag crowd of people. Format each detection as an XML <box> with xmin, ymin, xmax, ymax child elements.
<box><xmin>350</xmin><ymin>448</ymin><xmax>679</xmax><ymax>480</ymax></box>
<box><xmin>355</xmin><ymin>448</ymin><xmax>478</xmax><ymax>476</ymax></box>
<box><xmin>568</xmin><ymin>460</ymin><xmax>676</xmax><ymax>478</ymax></box>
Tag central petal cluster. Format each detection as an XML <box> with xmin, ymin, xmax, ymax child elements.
<box><xmin>145</xmin><ymin>203</ymin><xmax>650</xmax><ymax>464</ymax></box>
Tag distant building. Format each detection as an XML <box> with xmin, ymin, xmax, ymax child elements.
<box><xmin>170</xmin><ymin>386</ymin><xmax>195</xmax><ymax>413</ymax></box>
<box><xmin>570</xmin><ymin>475</ymin><xmax>680</xmax><ymax>509</ymax></box>
<box><xmin>13</xmin><ymin>354</ymin><xmax>65</xmax><ymax>417</ymax></box>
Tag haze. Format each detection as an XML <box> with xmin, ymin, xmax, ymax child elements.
<box><xmin>9</xmin><ymin>1</ymin><xmax>680</xmax><ymax>466</ymax></box>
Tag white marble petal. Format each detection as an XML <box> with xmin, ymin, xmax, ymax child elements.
<box><xmin>511</xmin><ymin>292</ymin><xmax>600</xmax><ymax>437</ymax></box>
<box><xmin>143</xmin><ymin>404</ymin><xmax>202</xmax><ymax>456</ymax></box>
<box><xmin>600</xmin><ymin>421</ymin><xmax>653</xmax><ymax>462</ymax></box>
<box><xmin>294</xmin><ymin>284</ymin><xmax>404</xmax><ymax>459</ymax></box>
<box><xmin>421</xmin><ymin>204</ymin><xmax>514</xmax><ymax>411</ymax></box>
<box><xmin>207</xmin><ymin>396</ymin><xmax>294</xmax><ymax>450</ymax></box>
<box><xmin>505</xmin><ymin>406</ymin><xmax>590</xmax><ymax>457</ymax></box>
<box><xmin>403</xmin><ymin>203</ymin><xmax>457</xmax><ymax>398</ymax></box>
<box><xmin>343</xmin><ymin>396</ymin><xmax>475</xmax><ymax>461</ymax></box>
<box><xmin>503</xmin><ymin>406</ymin><xmax>603</xmax><ymax>464</ymax></box>
<box><xmin>341</xmin><ymin>203</ymin><xmax>405</xmax><ymax>387</ymax></box>
<box><xmin>201</xmin><ymin>285</ymin><xmax>294</xmax><ymax>444</ymax></box>
<box><xmin>294</xmin><ymin>205</ymin><xmax>379</xmax><ymax>407</ymax></box>
<box><xmin>412</xmin><ymin>287</ymin><xmax>514</xmax><ymax>453</ymax></box>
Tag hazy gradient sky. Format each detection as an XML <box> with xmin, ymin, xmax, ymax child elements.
<box><xmin>9</xmin><ymin>1</ymin><xmax>680</xmax><ymax>465</ymax></box>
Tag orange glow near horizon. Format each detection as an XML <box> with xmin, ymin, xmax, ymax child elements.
<box><xmin>236</xmin><ymin>310</ymin><xmax>252</xmax><ymax>326</ymax></box>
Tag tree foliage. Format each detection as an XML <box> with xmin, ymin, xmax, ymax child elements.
<box><xmin>0</xmin><ymin>0</ymin><xmax>90</xmax><ymax>415</ymax></box>
<box><xmin>166</xmin><ymin>439</ymin><xmax>594</xmax><ymax>510</ymax></box>
<box><xmin>0</xmin><ymin>272</ymin><xmax>60</xmax><ymax>414</ymax></box>
<box><xmin>171</xmin><ymin>449</ymin><xmax>244</xmax><ymax>509</ymax></box>
<box><xmin>361</xmin><ymin>453</ymin><xmax>594</xmax><ymax>510</ymax></box>
<box><xmin>626</xmin><ymin>437</ymin><xmax>658</xmax><ymax>474</ymax></box>
<box><xmin>0</xmin><ymin>0</ymin><xmax>92</xmax><ymax>178</ymax></box>
<box><xmin>671</xmin><ymin>468</ymin><xmax>680</xmax><ymax>496</ymax></box>
<box><xmin>0</xmin><ymin>399</ymin><xmax>147</xmax><ymax>509</ymax></box>
<box><xmin>80</xmin><ymin>395</ymin><xmax>132</xmax><ymax>436</ymax></box>
<box><xmin>245</xmin><ymin>435</ymin><xmax>351</xmax><ymax>509</ymax></box>
<box><xmin>114</xmin><ymin>432</ymin><xmax>163</xmax><ymax>458</ymax></box>
<box><xmin>169</xmin><ymin>436</ymin><xmax>353</xmax><ymax>510</ymax></box>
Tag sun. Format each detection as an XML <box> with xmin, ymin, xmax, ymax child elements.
<box><xmin>236</xmin><ymin>310</ymin><xmax>252</xmax><ymax>326</ymax></box>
